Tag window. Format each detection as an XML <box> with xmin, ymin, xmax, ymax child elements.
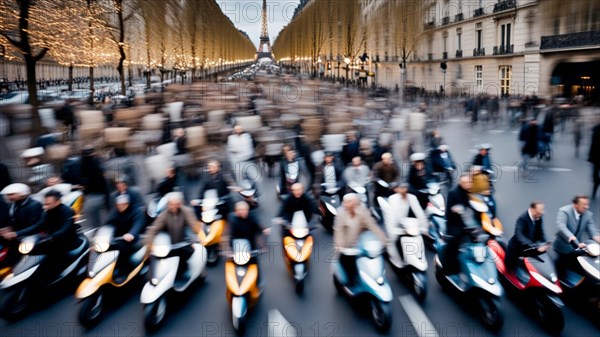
<box><xmin>499</xmin><ymin>65</ymin><xmax>512</xmax><ymax>96</ymax></box>
<box><xmin>476</xmin><ymin>23</ymin><xmax>483</xmax><ymax>50</ymax></box>
<box><xmin>456</xmin><ymin>28</ymin><xmax>462</xmax><ymax>50</ymax></box>
<box><xmin>499</xmin><ymin>23</ymin><xmax>512</xmax><ymax>48</ymax></box>
<box><xmin>475</xmin><ymin>65</ymin><xmax>483</xmax><ymax>92</ymax></box>
<box><xmin>443</xmin><ymin>31</ymin><xmax>448</xmax><ymax>52</ymax></box>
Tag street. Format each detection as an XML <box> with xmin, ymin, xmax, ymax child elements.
<box><xmin>1</xmin><ymin>116</ymin><xmax>598</xmax><ymax>337</ymax></box>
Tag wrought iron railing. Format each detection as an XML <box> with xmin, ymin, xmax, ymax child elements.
<box><xmin>455</xmin><ymin>50</ymin><xmax>463</xmax><ymax>58</ymax></box>
<box><xmin>455</xmin><ymin>13</ymin><xmax>464</xmax><ymax>22</ymax></box>
<box><xmin>474</xmin><ymin>8</ymin><xmax>484</xmax><ymax>17</ymax></box>
<box><xmin>442</xmin><ymin>17</ymin><xmax>450</xmax><ymax>25</ymax></box>
<box><xmin>540</xmin><ymin>31</ymin><xmax>600</xmax><ymax>50</ymax></box>
<box><xmin>473</xmin><ymin>48</ymin><xmax>485</xmax><ymax>56</ymax></box>
<box><xmin>493</xmin><ymin>0</ymin><xmax>516</xmax><ymax>13</ymax></box>
<box><xmin>493</xmin><ymin>44</ymin><xmax>514</xmax><ymax>55</ymax></box>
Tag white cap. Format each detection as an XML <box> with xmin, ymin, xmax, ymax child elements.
<box><xmin>21</xmin><ymin>147</ymin><xmax>44</xmax><ymax>158</ymax></box>
<box><xmin>410</xmin><ymin>153</ymin><xmax>426</xmax><ymax>162</ymax></box>
<box><xmin>1</xmin><ymin>183</ymin><xmax>31</xmax><ymax>196</ymax></box>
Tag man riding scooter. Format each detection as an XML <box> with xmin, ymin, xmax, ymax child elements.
<box><xmin>443</xmin><ymin>174</ymin><xmax>473</xmax><ymax>275</ymax></box>
<box><xmin>277</xmin><ymin>183</ymin><xmax>319</xmax><ymax>226</ymax></box>
<box><xmin>333</xmin><ymin>193</ymin><xmax>388</xmax><ymax>286</ymax></box>
<box><xmin>505</xmin><ymin>201</ymin><xmax>548</xmax><ymax>271</ymax></box>
<box><xmin>407</xmin><ymin>153</ymin><xmax>432</xmax><ymax>211</ymax></box>
<box><xmin>104</xmin><ymin>194</ymin><xmax>146</xmax><ymax>283</ymax></box>
<box><xmin>144</xmin><ymin>192</ymin><xmax>203</xmax><ymax>279</ymax></box>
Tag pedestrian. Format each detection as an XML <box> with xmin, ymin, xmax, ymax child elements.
<box><xmin>519</xmin><ymin>119</ymin><xmax>538</xmax><ymax>172</ymax></box>
<box><xmin>573</xmin><ymin>119</ymin><xmax>582</xmax><ymax>158</ymax></box>
<box><xmin>589</xmin><ymin>122</ymin><xmax>600</xmax><ymax>199</ymax></box>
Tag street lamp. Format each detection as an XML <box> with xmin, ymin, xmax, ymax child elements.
<box><xmin>344</xmin><ymin>57</ymin><xmax>350</xmax><ymax>87</ymax></box>
<box><xmin>440</xmin><ymin>62</ymin><xmax>447</xmax><ymax>97</ymax></box>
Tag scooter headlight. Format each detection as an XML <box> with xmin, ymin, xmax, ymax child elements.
<box><xmin>152</xmin><ymin>244</ymin><xmax>171</xmax><ymax>258</ymax></box>
<box><xmin>88</xmin><ymin>271</ymin><xmax>96</xmax><ymax>278</ymax></box>
<box><xmin>236</xmin><ymin>267</ymin><xmax>246</xmax><ymax>277</ymax></box>
<box><xmin>291</xmin><ymin>228</ymin><xmax>309</xmax><ymax>239</ymax></box>
<box><xmin>202</xmin><ymin>214</ymin><xmax>214</xmax><ymax>224</ymax></box>
<box><xmin>586</xmin><ymin>243</ymin><xmax>600</xmax><ymax>257</ymax></box>
<box><xmin>376</xmin><ymin>277</ymin><xmax>384</xmax><ymax>285</ymax></box>
<box><xmin>94</xmin><ymin>237</ymin><xmax>111</xmax><ymax>253</ymax></box>
<box><xmin>18</xmin><ymin>238</ymin><xmax>35</xmax><ymax>255</ymax></box>
<box><xmin>151</xmin><ymin>277</ymin><xmax>159</xmax><ymax>285</ymax></box>
<box><xmin>405</xmin><ymin>226</ymin><xmax>419</xmax><ymax>237</ymax></box>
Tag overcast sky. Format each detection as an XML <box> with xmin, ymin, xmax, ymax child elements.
<box><xmin>217</xmin><ymin>0</ymin><xmax>300</xmax><ymax>49</ymax></box>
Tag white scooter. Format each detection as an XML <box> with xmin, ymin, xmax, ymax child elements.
<box><xmin>141</xmin><ymin>232</ymin><xmax>207</xmax><ymax>330</ymax></box>
<box><xmin>378</xmin><ymin>196</ymin><xmax>428</xmax><ymax>302</ymax></box>
<box><xmin>424</xmin><ymin>183</ymin><xmax>446</xmax><ymax>248</ymax></box>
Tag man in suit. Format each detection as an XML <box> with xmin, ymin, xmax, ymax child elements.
<box><xmin>505</xmin><ymin>201</ymin><xmax>548</xmax><ymax>271</ymax></box>
<box><xmin>553</xmin><ymin>195</ymin><xmax>600</xmax><ymax>273</ymax></box>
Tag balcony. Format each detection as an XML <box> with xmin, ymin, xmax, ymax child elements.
<box><xmin>474</xmin><ymin>8</ymin><xmax>485</xmax><ymax>17</ymax></box>
<box><xmin>493</xmin><ymin>0</ymin><xmax>516</xmax><ymax>13</ymax></box>
<box><xmin>473</xmin><ymin>47</ymin><xmax>486</xmax><ymax>56</ymax></box>
<box><xmin>540</xmin><ymin>31</ymin><xmax>600</xmax><ymax>50</ymax></box>
<box><xmin>524</xmin><ymin>41</ymin><xmax>539</xmax><ymax>48</ymax></box>
<box><xmin>424</xmin><ymin>21</ymin><xmax>435</xmax><ymax>30</ymax></box>
<box><xmin>428</xmin><ymin>53</ymin><xmax>433</xmax><ymax>61</ymax></box>
<box><xmin>442</xmin><ymin>16</ymin><xmax>450</xmax><ymax>25</ymax></box>
<box><xmin>455</xmin><ymin>13</ymin><xmax>464</xmax><ymax>22</ymax></box>
<box><xmin>442</xmin><ymin>51</ymin><xmax>448</xmax><ymax>60</ymax></box>
<box><xmin>493</xmin><ymin>44</ymin><xmax>514</xmax><ymax>55</ymax></box>
<box><xmin>455</xmin><ymin>50</ymin><xmax>463</xmax><ymax>58</ymax></box>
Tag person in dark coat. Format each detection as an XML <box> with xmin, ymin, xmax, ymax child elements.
<box><xmin>407</xmin><ymin>153</ymin><xmax>431</xmax><ymax>210</ymax></box>
<box><xmin>341</xmin><ymin>132</ymin><xmax>360</xmax><ymax>165</ymax></box>
<box><xmin>0</xmin><ymin>161</ymin><xmax>11</xmax><ymax>190</ymax></box>
<box><xmin>155</xmin><ymin>167</ymin><xmax>178</xmax><ymax>197</ymax></box>
<box><xmin>505</xmin><ymin>201</ymin><xmax>548</xmax><ymax>271</ymax></box>
<box><xmin>196</xmin><ymin>160</ymin><xmax>232</xmax><ymax>215</ymax></box>
<box><xmin>519</xmin><ymin>119</ymin><xmax>539</xmax><ymax>170</ymax></box>
<box><xmin>314</xmin><ymin>152</ymin><xmax>345</xmax><ymax>197</ymax></box>
<box><xmin>589</xmin><ymin>123</ymin><xmax>600</xmax><ymax>199</ymax></box>
<box><xmin>277</xmin><ymin>183</ymin><xmax>319</xmax><ymax>224</ymax></box>
<box><xmin>443</xmin><ymin>175</ymin><xmax>473</xmax><ymax>274</ymax></box>
<box><xmin>110</xmin><ymin>175</ymin><xmax>144</xmax><ymax>211</ymax></box>
<box><xmin>0</xmin><ymin>183</ymin><xmax>44</xmax><ymax>236</ymax></box>
<box><xmin>472</xmin><ymin>144</ymin><xmax>493</xmax><ymax>173</ymax></box>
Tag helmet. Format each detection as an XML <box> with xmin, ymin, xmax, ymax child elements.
<box><xmin>477</xmin><ymin>143</ymin><xmax>492</xmax><ymax>150</ymax></box>
<box><xmin>1</xmin><ymin>183</ymin><xmax>31</xmax><ymax>196</ymax></box>
<box><xmin>410</xmin><ymin>153</ymin><xmax>426</xmax><ymax>162</ymax></box>
<box><xmin>21</xmin><ymin>147</ymin><xmax>44</xmax><ymax>158</ymax></box>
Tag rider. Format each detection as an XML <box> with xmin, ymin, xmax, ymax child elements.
<box><xmin>5</xmin><ymin>190</ymin><xmax>80</xmax><ymax>264</ymax></box>
<box><xmin>430</xmin><ymin>145</ymin><xmax>456</xmax><ymax>184</ymax></box>
<box><xmin>553</xmin><ymin>195</ymin><xmax>600</xmax><ymax>273</ymax></box>
<box><xmin>373</xmin><ymin>153</ymin><xmax>400</xmax><ymax>207</ymax></box>
<box><xmin>104</xmin><ymin>194</ymin><xmax>146</xmax><ymax>282</ymax></box>
<box><xmin>197</xmin><ymin>160</ymin><xmax>232</xmax><ymax>215</ymax></box>
<box><xmin>473</xmin><ymin>144</ymin><xmax>493</xmax><ymax>174</ymax></box>
<box><xmin>145</xmin><ymin>192</ymin><xmax>202</xmax><ymax>278</ymax></box>
<box><xmin>277</xmin><ymin>183</ymin><xmax>319</xmax><ymax>225</ymax></box>
<box><xmin>333</xmin><ymin>193</ymin><xmax>388</xmax><ymax>286</ymax></box>
<box><xmin>505</xmin><ymin>201</ymin><xmax>548</xmax><ymax>271</ymax></box>
<box><xmin>444</xmin><ymin>174</ymin><xmax>474</xmax><ymax>275</ymax></box>
<box><xmin>315</xmin><ymin>152</ymin><xmax>345</xmax><ymax>197</ymax></box>
<box><xmin>227</xmin><ymin>124</ymin><xmax>255</xmax><ymax>168</ymax></box>
<box><xmin>388</xmin><ymin>183</ymin><xmax>429</xmax><ymax>234</ymax></box>
<box><xmin>343</xmin><ymin>156</ymin><xmax>371</xmax><ymax>188</ymax></box>
<box><xmin>407</xmin><ymin>153</ymin><xmax>431</xmax><ymax>210</ymax></box>
<box><xmin>111</xmin><ymin>175</ymin><xmax>144</xmax><ymax>211</ymax></box>
<box><xmin>155</xmin><ymin>167</ymin><xmax>179</xmax><ymax>198</ymax></box>
<box><xmin>469</xmin><ymin>166</ymin><xmax>497</xmax><ymax>218</ymax></box>
<box><xmin>279</xmin><ymin>149</ymin><xmax>310</xmax><ymax>198</ymax></box>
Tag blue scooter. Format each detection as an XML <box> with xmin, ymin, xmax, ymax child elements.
<box><xmin>332</xmin><ymin>231</ymin><xmax>393</xmax><ymax>333</ymax></box>
<box><xmin>434</xmin><ymin>226</ymin><xmax>504</xmax><ymax>331</ymax></box>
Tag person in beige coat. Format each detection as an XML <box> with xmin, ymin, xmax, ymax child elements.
<box><xmin>333</xmin><ymin>194</ymin><xmax>388</xmax><ymax>286</ymax></box>
<box><xmin>145</xmin><ymin>192</ymin><xmax>203</xmax><ymax>277</ymax></box>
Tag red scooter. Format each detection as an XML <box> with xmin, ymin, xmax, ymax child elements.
<box><xmin>488</xmin><ymin>241</ymin><xmax>564</xmax><ymax>334</ymax></box>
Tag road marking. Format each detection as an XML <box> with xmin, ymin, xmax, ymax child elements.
<box><xmin>487</xmin><ymin>130</ymin><xmax>505</xmax><ymax>134</ymax></box>
<box><xmin>446</xmin><ymin>118</ymin><xmax>463</xmax><ymax>123</ymax></box>
<box><xmin>268</xmin><ymin>309</ymin><xmax>296</xmax><ymax>337</ymax></box>
<box><xmin>398</xmin><ymin>295</ymin><xmax>439</xmax><ymax>337</ymax></box>
<box><xmin>501</xmin><ymin>166</ymin><xmax>518</xmax><ymax>171</ymax></box>
<box><xmin>548</xmin><ymin>168</ymin><xmax>572</xmax><ymax>172</ymax></box>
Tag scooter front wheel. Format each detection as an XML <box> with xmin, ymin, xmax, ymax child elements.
<box><xmin>1</xmin><ymin>286</ymin><xmax>28</xmax><ymax>319</ymax></box>
<box><xmin>295</xmin><ymin>278</ymin><xmax>305</xmax><ymax>294</ymax></box>
<box><xmin>478</xmin><ymin>296</ymin><xmax>503</xmax><ymax>331</ymax></box>
<box><xmin>370</xmin><ymin>299</ymin><xmax>392</xmax><ymax>333</ymax></box>
<box><xmin>536</xmin><ymin>295</ymin><xmax>564</xmax><ymax>334</ymax></box>
<box><xmin>144</xmin><ymin>295</ymin><xmax>168</xmax><ymax>331</ymax></box>
<box><xmin>78</xmin><ymin>291</ymin><xmax>104</xmax><ymax>327</ymax></box>
<box><xmin>412</xmin><ymin>271</ymin><xmax>428</xmax><ymax>302</ymax></box>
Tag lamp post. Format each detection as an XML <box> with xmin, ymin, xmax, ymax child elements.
<box><xmin>440</xmin><ymin>62</ymin><xmax>447</xmax><ymax>98</ymax></box>
<box><xmin>344</xmin><ymin>57</ymin><xmax>350</xmax><ymax>87</ymax></box>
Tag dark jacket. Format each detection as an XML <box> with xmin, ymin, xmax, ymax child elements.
<box><xmin>446</xmin><ymin>185</ymin><xmax>471</xmax><ymax>237</ymax></box>
<box><xmin>373</xmin><ymin>161</ymin><xmax>400</xmax><ymax>183</ymax></box>
<box><xmin>105</xmin><ymin>205</ymin><xmax>146</xmax><ymax>239</ymax></box>
<box><xmin>81</xmin><ymin>155</ymin><xmax>108</xmax><ymax>195</ymax></box>
<box><xmin>315</xmin><ymin>161</ymin><xmax>345</xmax><ymax>188</ymax></box>
<box><xmin>407</xmin><ymin>166</ymin><xmax>430</xmax><ymax>191</ymax></box>
<box><xmin>228</xmin><ymin>212</ymin><xmax>264</xmax><ymax>250</ymax></box>
<box><xmin>508</xmin><ymin>210</ymin><xmax>546</xmax><ymax>252</ymax></box>
<box><xmin>0</xmin><ymin>162</ymin><xmax>11</xmax><ymax>190</ymax></box>
<box><xmin>520</xmin><ymin>123</ymin><xmax>539</xmax><ymax>156</ymax></box>
<box><xmin>430</xmin><ymin>150</ymin><xmax>456</xmax><ymax>172</ymax></box>
<box><xmin>279</xmin><ymin>158</ymin><xmax>310</xmax><ymax>192</ymax></box>
<box><xmin>473</xmin><ymin>154</ymin><xmax>492</xmax><ymax>172</ymax></box>
<box><xmin>589</xmin><ymin>123</ymin><xmax>600</xmax><ymax>165</ymax></box>
<box><xmin>9</xmin><ymin>197</ymin><xmax>44</xmax><ymax>234</ymax></box>
<box><xmin>342</xmin><ymin>140</ymin><xmax>360</xmax><ymax>165</ymax></box>
<box><xmin>156</xmin><ymin>175</ymin><xmax>178</xmax><ymax>197</ymax></box>
<box><xmin>278</xmin><ymin>193</ymin><xmax>318</xmax><ymax>223</ymax></box>
<box><xmin>199</xmin><ymin>172</ymin><xmax>230</xmax><ymax>199</ymax></box>
<box><xmin>18</xmin><ymin>204</ymin><xmax>77</xmax><ymax>244</ymax></box>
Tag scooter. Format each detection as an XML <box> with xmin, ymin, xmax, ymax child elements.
<box><xmin>225</xmin><ymin>239</ymin><xmax>261</xmax><ymax>335</ymax></box>
<box><xmin>332</xmin><ymin>231</ymin><xmax>393</xmax><ymax>333</ymax></box>
<box><xmin>281</xmin><ymin>211</ymin><xmax>314</xmax><ymax>294</ymax></box>
<box><xmin>488</xmin><ymin>241</ymin><xmax>564</xmax><ymax>333</ymax></box>
<box><xmin>191</xmin><ymin>190</ymin><xmax>226</xmax><ymax>265</ymax></box>
<box><xmin>146</xmin><ymin>194</ymin><xmax>168</xmax><ymax>225</ymax></box>
<box><xmin>379</xmin><ymin>197</ymin><xmax>428</xmax><ymax>302</ymax></box>
<box><xmin>556</xmin><ymin>240</ymin><xmax>600</xmax><ymax>323</ymax></box>
<box><xmin>347</xmin><ymin>180</ymin><xmax>370</xmax><ymax>206</ymax></box>
<box><xmin>319</xmin><ymin>183</ymin><xmax>340</xmax><ymax>232</ymax></box>
<box><xmin>33</xmin><ymin>184</ymin><xmax>85</xmax><ymax>220</ymax></box>
<box><xmin>141</xmin><ymin>232</ymin><xmax>207</xmax><ymax>330</ymax></box>
<box><xmin>75</xmin><ymin>226</ymin><xmax>148</xmax><ymax>326</ymax></box>
<box><xmin>229</xmin><ymin>179</ymin><xmax>259</xmax><ymax>209</ymax></box>
<box><xmin>371</xmin><ymin>179</ymin><xmax>395</xmax><ymax>223</ymax></box>
<box><xmin>434</xmin><ymin>226</ymin><xmax>504</xmax><ymax>331</ymax></box>
<box><xmin>0</xmin><ymin>232</ymin><xmax>89</xmax><ymax>318</ymax></box>
<box><xmin>276</xmin><ymin>161</ymin><xmax>300</xmax><ymax>200</ymax></box>
<box><xmin>424</xmin><ymin>182</ymin><xmax>446</xmax><ymax>248</ymax></box>
<box><xmin>469</xmin><ymin>194</ymin><xmax>507</xmax><ymax>250</ymax></box>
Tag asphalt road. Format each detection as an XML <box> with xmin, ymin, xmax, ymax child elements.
<box><xmin>1</xmin><ymin>117</ymin><xmax>599</xmax><ymax>337</ymax></box>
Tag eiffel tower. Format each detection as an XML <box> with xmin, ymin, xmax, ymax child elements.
<box><xmin>256</xmin><ymin>0</ymin><xmax>274</xmax><ymax>60</ymax></box>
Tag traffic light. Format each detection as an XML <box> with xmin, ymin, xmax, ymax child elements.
<box><xmin>440</xmin><ymin>62</ymin><xmax>447</xmax><ymax>70</ymax></box>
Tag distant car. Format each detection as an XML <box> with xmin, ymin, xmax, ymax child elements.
<box><xmin>59</xmin><ymin>90</ymin><xmax>92</xmax><ymax>101</ymax></box>
<box><xmin>0</xmin><ymin>91</ymin><xmax>29</xmax><ymax>105</ymax></box>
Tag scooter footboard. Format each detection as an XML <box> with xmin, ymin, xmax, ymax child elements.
<box><xmin>140</xmin><ymin>257</ymin><xmax>179</xmax><ymax>304</ymax></box>
<box><xmin>400</xmin><ymin>236</ymin><xmax>427</xmax><ymax>272</ymax></box>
